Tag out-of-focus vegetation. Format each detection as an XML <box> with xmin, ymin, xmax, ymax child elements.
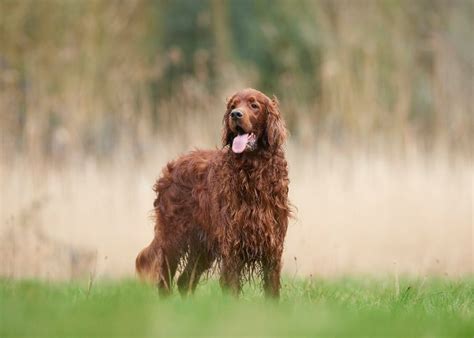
<box><xmin>1</xmin><ymin>278</ymin><xmax>473</xmax><ymax>337</ymax></box>
<box><xmin>1</xmin><ymin>0</ymin><xmax>472</xmax><ymax>162</ymax></box>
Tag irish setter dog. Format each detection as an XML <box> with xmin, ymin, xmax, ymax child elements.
<box><xmin>136</xmin><ymin>88</ymin><xmax>290</xmax><ymax>298</ymax></box>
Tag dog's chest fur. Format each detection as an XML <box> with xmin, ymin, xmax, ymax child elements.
<box><xmin>212</xmin><ymin>151</ymin><xmax>289</xmax><ymax>259</ymax></box>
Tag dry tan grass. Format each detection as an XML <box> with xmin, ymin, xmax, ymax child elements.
<box><xmin>286</xmin><ymin>145</ymin><xmax>472</xmax><ymax>277</ymax></box>
<box><xmin>1</xmin><ymin>139</ymin><xmax>471</xmax><ymax>280</ymax></box>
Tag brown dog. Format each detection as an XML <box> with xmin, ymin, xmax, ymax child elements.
<box><xmin>136</xmin><ymin>88</ymin><xmax>290</xmax><ymax>297</ymax></box>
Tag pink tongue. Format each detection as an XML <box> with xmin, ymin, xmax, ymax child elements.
<box><xmin>232</xmin><ymin>133</ymin><xmax>249</xmax><ymax>153</ymax></box>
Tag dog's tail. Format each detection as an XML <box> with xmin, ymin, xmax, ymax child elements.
<box><xmin>135</xmin><ymin>239</ymin><xmax>163</xmax><ymax>283</ymax></box>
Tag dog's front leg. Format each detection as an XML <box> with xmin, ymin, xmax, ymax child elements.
<box><xmin>219</xmin><ymin>256</ymin><xmax>243</xmax><ymax>296</ymax></box>
<box><xmin>262</xmin><ymin>256</ymin><xmax>282</xmax><ymax>299</ymax></box>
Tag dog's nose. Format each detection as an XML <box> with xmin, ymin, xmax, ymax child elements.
<box><xmin>230</xmin><ymin>110</ymin><xmax>243</xmax><ymax>119</ymax></box>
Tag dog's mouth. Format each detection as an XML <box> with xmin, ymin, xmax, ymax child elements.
<box><xmin>232</xmin><ymin>130</ymin><xmax>257</xmax><ymax>154</ymax></box>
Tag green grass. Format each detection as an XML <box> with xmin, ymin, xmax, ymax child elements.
<box><xmin>0</xmin><ymin>277</ymin><xmax>473</xmax><ymax>337</ymax></box>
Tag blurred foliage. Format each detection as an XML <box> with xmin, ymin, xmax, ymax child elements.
<box><xmin>0</xmin><ymin>0</ymin><xmax>472</xmax><ymax>161</ymax></box>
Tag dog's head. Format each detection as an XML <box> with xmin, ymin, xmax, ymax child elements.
<box><xmin>222</xmin><ymin>88</ymin><xmax>287</xmax><ymax>153</ymax></box>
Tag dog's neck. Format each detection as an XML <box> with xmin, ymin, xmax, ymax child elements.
<box><xmin>224</xmin><ymin>147</ymin><xmax>286</xmax><ymax>169</ymax></box>
<box><xmin>222</xmin><ymin>147</ymin><xmax>288</xmax><ymax>205</ymax></box>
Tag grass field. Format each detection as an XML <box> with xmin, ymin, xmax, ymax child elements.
<box><xmin>1</xmin><ymin>277</ymin><xmax>473</xmax><ymax>338</ymax></box>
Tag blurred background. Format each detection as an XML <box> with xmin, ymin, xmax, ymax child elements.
<box><xmin>0</xmin><ymin>0</ymin><xmax>472</xmax><ymax>280</ymax></box>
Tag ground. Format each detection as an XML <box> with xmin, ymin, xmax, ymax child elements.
<box><xmin>1</xmin><ymin>277</ymin><xmax>473</xmax><ymax>337</ymax></box>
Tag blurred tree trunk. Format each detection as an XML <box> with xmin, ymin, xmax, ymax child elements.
<box><xmin>211</xmin><ymin>0</ymin><xmax>231</xmax><ymax>85</ymax></box>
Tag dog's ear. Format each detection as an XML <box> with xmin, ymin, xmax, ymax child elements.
<box><xmin>222</xmin><ymin>111</ymin><xmax>233</xmax><ymax>147</ymax></box>
<box><xmin>264</xmin><ymin>95</ymin><xmax>287</xmax><ymax>149</ymax></box>
<box><xmin>222</xmin><ymin>96</ymin><xmax>234</xmax><ymax>147</ymax></box>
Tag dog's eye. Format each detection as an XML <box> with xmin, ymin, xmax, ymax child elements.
<box><xmin>250</xmin><ymin>103</ymin><xmax>259</xmax><ymax>110</ymax></box>
<box><xmin>230</xmin><ymin>104</ymin><xmax>236</xmax><ymax>110</ymax></box>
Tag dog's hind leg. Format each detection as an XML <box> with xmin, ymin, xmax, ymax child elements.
<box><xmin>177</xmin><ymin>246</ymin><xmax>214</xmax><ymax>296</ymax></box>
<box><xmin>219</xmin><ymin>256</ymin><xmax>244</xmax><ymax>297</ymax></box>
<box><xmin>156</xmin><ymin>248</ymin><xmax>179</xmax><ymax>296</ymax></box>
